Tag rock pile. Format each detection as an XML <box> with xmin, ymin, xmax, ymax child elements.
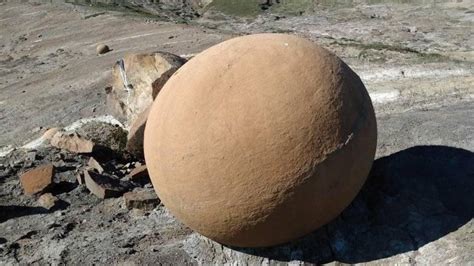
<box><xmin>4</xmin><ymin>120</ymin><xmax>157</xmax><ymax>213</ymax></box>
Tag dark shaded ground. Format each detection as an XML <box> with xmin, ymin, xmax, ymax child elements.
<box><xmin>186</xmin><ymin>143</ymin><xmax>473</xmax><ymax>264</ymax></box>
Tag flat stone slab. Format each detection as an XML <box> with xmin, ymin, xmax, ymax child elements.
<box><xmin>19</xmin><ymin>164</ymin><xmax>55</xmax><ymax>195</ymax></box>
<box><xmin>84</xmin><ymin>170</ymin><xmax>130</xmax><ymax>199</ymax></box>
<box><xmin>123</xmin><ymin>189</ymin><xmax>160</xmax><ymax>211</ymax></box>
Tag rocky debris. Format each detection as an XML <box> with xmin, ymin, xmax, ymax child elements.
<box><xmin>50</xmin><ymin>132</ymin><xmax>95</xmax><ymax>154</ymax></box>
<box><xmin>96</xmin><ymin>44</ymin><xmax>110</xmax><ymax>55</ymax></box>
<box><xmin>107</xmin><ymin>52</ymin><xmax>186</xmax><ymax>124</ymax></box>
<box><xmin>123</xmin><ymin>189</ymin><xmax>160</xmax><ymax>211</ymax></box>
<box><xmin>19</xmin><ymin>164</ymin><xmax>55</xmax><ymax>195</ymax></box>
<box><xmin>126</xmin><ymin>107</ymin><xmax>150</xmax><ymax>158</ymax></box>
<box><xmin>83</xmin><ymin>170</ymin><xmax>130</xmax><ymax>199</ymax></box>
<box><xmin>87</xmin><ymin>157</ymin><xmax>104</xmax><ymax>174</ymax></box>
<box><xmin>37</xmin><ymin>193</ymin><xmax>59</xmax><ymax>210</ymax></box>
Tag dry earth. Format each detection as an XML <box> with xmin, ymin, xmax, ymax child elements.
<box><xmin>0</xmin><ymin>1</ymin><xmax>473</xmax><ymax>265</ymax></box>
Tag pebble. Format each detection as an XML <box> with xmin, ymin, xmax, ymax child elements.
<box><xmin>96</xmin><ymin>44</ymin><xmax>110</xmax><ymax>55</ymax></box>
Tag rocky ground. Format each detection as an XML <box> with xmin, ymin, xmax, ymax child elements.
<box><xmin>0</xmin><ymin>1</ymin><xmax>473</xmax><ymax>265</ymax></box>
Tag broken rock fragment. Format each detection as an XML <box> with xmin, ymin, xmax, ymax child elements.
<box><xmin>87</xmin><ymin>157</ymin><xmax>104</xmax><ymax>174</ymax></box>
<box><xmin>126</xmin><ymin>107</ymin><xmax>150</xmax><ymax>158</ymax></box>
<box><xmin>50</xmin><ymin>132</ymin><xmax>95</xmax><ymax>153</ymax></box>
<box><xmin>107</xmin><ymin>52</ymin><xmax>186</xmax><ymax>124</ymax></box>
<box><xmin>38</xmin><ymin>193</ymin><xmax>59</xmax><ymax>210</ymax></box>
<box><xmin>83</xmin><ymin>170</ymin><xmax>129</xmax><ymax>199</ymax></box>
<box><xmin>76</xmin><ymin>172</ymin><xmax>85</xmax><ymax>185</ymax></box>
<box><xmin>19</xmin><ymin>164</ymin><xmax>55</xmax><ymax>195</ymax></box>
<box><xmin>123</xmin><ymin>189</ymin><xmax>160</xmax><ymax>211</ymax></box>
<box><xmin>128</xmin><ymin>164</ymin><xmax>149</xmax><ymax>183</ymax></box>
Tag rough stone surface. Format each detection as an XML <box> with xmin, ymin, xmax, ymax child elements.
<box><xmin>144</xmin><ymin>34</ymin><xmax>377</xmax><ymax>247</ymax></box>
<box><xmin>126</xmin><ymin>107</ymin><xmax>150</xmax><ymax>158</ymax></box>
<box><xmin>75</xmin><ymin>122</ymin><xmax>127</xmax><ymax>154</ymax></box>
<box><xmin>50</xmin><ymin>132</ymin><xmax>95</xmax><ymax>154</ymax></box>
<box><xmin>42</xmin><ymin>128</ymin><xmax>60</xmax><ymax>141</ymax></box>
<box><xmin>107</xmin><ymin>52</ymin><xmax>186</xmax><ymax>124</ymax></box>
<box><xmin>37</xmin><ymin>193</ymin><xmax>59</xmax><ymax>210</ymax></box>
<box><xmin>123</xmin><ymin>189</ymin><xmax>160</xmax><ymax>211</ymax></box>
<box><xmin>83</xmin><ymin>170</ymin><xmax>130</xmax><ymax>199</ymax></box>
<box><xmin>19</xmin><ymin>164</ymin><xmax>55</xmax><ymax>195</ymax></box>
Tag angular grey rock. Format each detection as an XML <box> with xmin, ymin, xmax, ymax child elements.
<box><xmin>123</xmin><ymin>189</ymin><xmax>160</xmax><ymax>211</ymax></box>
<box><xmin>83</xmin><ymin>170</ymin><xmax>130</xmax><ymax>199</ymax></box>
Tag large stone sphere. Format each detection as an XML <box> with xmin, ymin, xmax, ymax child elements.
<box><xmin>144</xmin><ymin>33</ymin><xmax>377</xmax><ymax>247</ymax></box>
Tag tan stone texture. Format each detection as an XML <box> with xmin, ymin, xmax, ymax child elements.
<box><xmin>126</xmin><ymin>107</ymin><xmax>151</xmax><ymax>158</ymax></box>
<box><xmin>144</xmin><ymin>34</ymin><xmax>377</xmax><ymax>247</ymax></box>
<box><xmin>108</xmin><ymin>52</ymin><xmax>186</xmax><ymax>124</ymax></box>
<box><xmin>19</xmin><ymin>164</ymin><xmax>55</xmax><ymax>195</ymax></box>
<box><xmin>50</xmin><ymin>132</ymin><xmax>95</xmax><ymax>153</ymax></box>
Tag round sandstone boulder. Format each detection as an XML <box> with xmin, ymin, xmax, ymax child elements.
<box><xmin>144</xmin><ymin>33</ymin><xmax>377</xmax><ymax>247</ymax></box>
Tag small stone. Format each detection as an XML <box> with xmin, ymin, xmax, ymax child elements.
<box><xmin>52</xmin><ymin>160</ymin><xmax>66</xmax><ymax>168</ymax></box>
<box><xmin>123</xmin><ymin>189</ymin><xmax>160</xmax><ymax>211</ymax></box>
<box><xmin>19</xmin><ymin>164</ymin><xmax>55</xmax><ymax>195</ymax></box>
<box><xmin>409</xmin><ymin>26</ymin><xmax>418</xmax><ymax>33</ymax></box>
<box><xmin>126</xmin><ymin>107</ymin><xmax>150</xmax><ymax>158</ymax></box>
<box><xmin>128</xmin><ymin>165</ymin><xmax>149</xmax><ymax>182</ymax></box>
<box><xmin>84</xmin><ymin>170</ymin><xmax>129</xmax><ymax>199</ymax></box>
<box><xmin>50</xmin><ymin>132</ymin><xmax>95</xmax><ymax>153</ymax></box>
<box><xmin>76</xmin><ymin>172</ymin><xmax>85</xmax><ymax>185</ymax></box>
<box><xmin>23</xmin><ymin>152</ymin><xmax>36</xmax><ymax>168</ymax></box>
<box><xmin>31</xmin><ymin>127</ymin><xmax>42</xmax><ymax>133</ymax></box>
<box><xmin>87</xmin><ymin>157</ymin><xmax>104</xmax><ymax>174</ymax></box>
<box><xmin>54</xmin><ymin>210</ymin><xmax>65</xmax><ymax>217</ymax></box>
<box><xmin>96</xmin><ymin>44</ymin><xmax>110</xmax><ymax>55</ymax></box>
<box><xmin>38</xmin><ymin>193</ymin><xmax>59</xmax><ymax>210</ymax></box>
<box><xmin>25</xmin><ymin>151</ymin><xmax>37</xmax><ymax>162</ymax></box>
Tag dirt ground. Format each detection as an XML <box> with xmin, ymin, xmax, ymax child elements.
<box><xmin>0</xmin><ymin>1</ymin><xmax>473</xmax><ymax>265</ymax></box>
